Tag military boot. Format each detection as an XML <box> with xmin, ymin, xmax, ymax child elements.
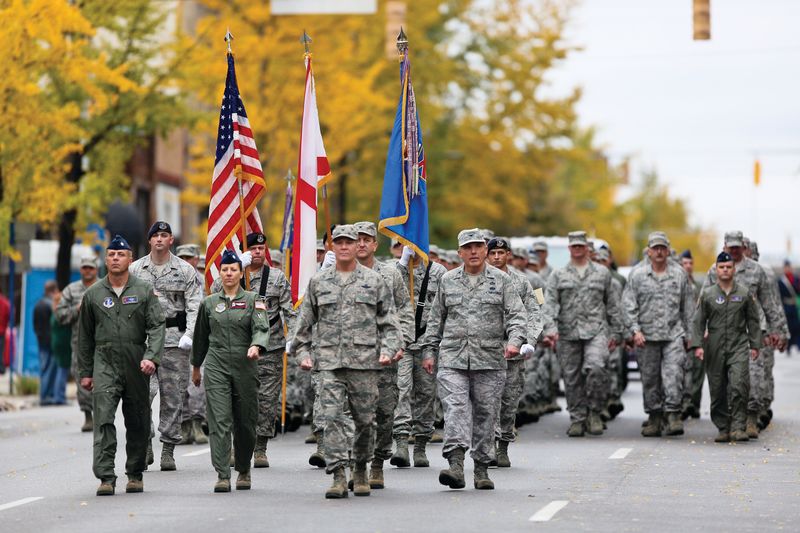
<box><xmin>160</xmin><ymin>442</ymin><xmax>176</xmax><ymax>471</ymax></box>
<box><xmin>325</xmin><ymin>467</ymin><xmax>348</xmax><ymax>499</ymax></box>
<box><xmin>438</xmin><ymin>448</ymin><xmax>466</xmax><ymax>489</ymax></box>
<box><xmin>413</xmin><ymin>437</ymin><xmax>430</xmax><ymax>467</ymax></box>
<box><xmin>607</xmin><ymin>399</ymin><xmax>624</xmax><ymax>419</ymax></box>
<box><xmin>125</xmin><ymin>476</ymin><xmax>143</xmax><ymax>493</ymax></box>
<box><xmin>253</xmin><ymin>436</ymin><xmax>270</xmax><ymax>468</ymax></box>
<box><xmin>96</xmin><ymin>479</ymin><xmax>115</xmax><ymax>496</ymax></box>
<box><xmin>390</xmin><ymin>437</ymin><xmax>411</xmax><ymax>467</ymax></box>
<box><xmin>236</xmin><ymin>470</ymin><xmax>251</xmax><ymax>490</ymax></box>
<box><xmin>192</xmin><ymin>419</ymin><xmax>208</xmax><ymax>444</ymax></box>
<box><xmin>714</xmin><ymin>430</ymin><xmax>730</xmax><ymax>443</ymax></box>
<box><xmin>352</xmin><ymin>463</ymin><xmax>370</xmax><ymax>496</ymax></box>
<box><xmin>430</xmin><ymin>430</ymin><xmax>443</xmax><ymax>443</ymax></box>
<box><xmin>178</xmin><ymin>420</ymin><xmax>192</xmax><ymax>445</ymax></box>
<box><xmin>730</xmin><ymin>430</ymin><xmax>749</xmax><ymax>442</ymax></box>
<box><xmin>348</xmin><ymin>462</ymin><xmax>355</xmax><ymax>492</ymax></box>
<box><xmin>664</xmin><ymin>412</ymin><xmax>684</xmax><ymax>436</ymax></box>
<box><xmin>473</xmin><ymin>462</ymin><xmax>495</xmax><ymax>490</ymax></box>
<box><xmin>496</xmin><ymin>440</ymin><xmax>511</xmax><ymax>468</ymax></box>
<box><xmin>641</xmin><ymin>411</ymin><xmax>663</xmax><ymax>438</ymax></box>
<box><xmin>587</xmin><ymin>411</ymin><xmax>604</xmax><ymax>435</ymax></box>
<box><xmin>146</xmin><ymin>440</ymin><xmax>154</xmax><ymax>468</ymax></box>
<box><xmin>567</xmin><ymin>421</ymin><xmax>585</xmax><ymax>437</ymax></box>
<box><xmin>81</xmin><ymin>411</ymin><xmax>93</xmax><ymax>433</ymax></box>
<box><xmin>305</xmin><ymin>432</ymin><xmax>318</xmax><ymax>444</ymax></box>
<box><xmin>214</xmin><ymin>477</ymin><xmax>231</xmax><ymax>493</ymax></box>
<box><xmin>308</xmin><ymin>436</ymin><xmax>326</xmax><ymax>468</ymax></box>
<box><xmin>746</xmin><ymin>413</ymin><xmax>760</xmax><ymax>439</ymax></box>
<box><xmin>368</xmin><ymin>459</ymin><xmax>385</xmax><ymax>489</ymax></box>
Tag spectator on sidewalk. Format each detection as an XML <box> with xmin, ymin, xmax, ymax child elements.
<box><xmin>0</xmin><ymin>288</ymin><xmax>9</xmax><ymax>374</ymax></box>
<box><xmin>50</xmin><ymin>291</ymin><xmax>72</xmax><ymax>405</ymax></box>
<box><xmin>34</xmin><ymin>281</ymin><xmax>58</xmax><ymax>405</ymax></box>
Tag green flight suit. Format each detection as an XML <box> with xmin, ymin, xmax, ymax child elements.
<box><xmin>192</xmin><ymin>288</ymin><xmax>270</xmax><ymax>479</ymax></box>
<box><xmin>78</xmin><ymin>274</ymin><xmax>165</xmax><ymax>484</ymax></box>
<box><xmin>691</xmin><ymin>282</ymin><xmax>761</xmax><ymax>433</ymax></box>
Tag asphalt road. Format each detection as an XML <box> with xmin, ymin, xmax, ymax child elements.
<box><xmin>1</xmin><ymin>354</ymin><xmax>799</xmax><ymax>533</ymax></box>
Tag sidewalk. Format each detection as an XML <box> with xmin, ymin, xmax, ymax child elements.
<box><xmin>0</xmin><ymin>371</ymin><xmax>78</xmax><ymax>412</ymax></box>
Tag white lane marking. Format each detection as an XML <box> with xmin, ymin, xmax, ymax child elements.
<box><xmin>529</xmin><ymin>500</ymin><xmax>569</xmax><ymax>522</ymax></box>
<box><xmin>609</xmin><ymin>447</ymin><xmax>632</xmax><ymax>460</ymax></box>
<box><xmin>182</xmin><ymin>447</ymin><xmax>211</xmax><ymax>457</ymax></box>
<box><xmin>0</xmin><ymin>497</ymin><xmax>44</xmax><ymax>512</ymax></box>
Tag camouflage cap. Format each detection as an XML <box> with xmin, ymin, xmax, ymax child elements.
<box><xmin>316</xmin><ymin>239</ymin><xmax>325</xmax><ymax>251</ymax></box>
<box><xmin>750</xmin><ymin>241</ymin><xmax>760</xmax><ymax>260</ymax></box>
<box><xmin>647</xmin><ymin>231</ymin><xmax>670</xmax><ymax>248</ymax></box>
<box><xmin>528</xmin><ymin>253</ymin><xmax>540</xmax><ymax>266</ymax></box>
<box><xmin>595</xmin><ymin>248</ymin><xmax>611</xmax><ymax>262</ymax></box>
<box><xmin>332</xmin><ymin>224</ymin><xmax>358</xmax><ymax>241</ymax></box>
<box><xmin>176</xmin><ymin>244</ymin><xmax>200</xmax><ymax>258</ymax></box>
<box><xmin>742</xmin><ymin>236</ymin><xmax>751</xmax><ymax>249</ymax></box>
<box><xmin>567</xmin><ymin>231</ymin><xmax>588</xmax><ymax>246</ymax></box>
<box><xmin>198</xmin><ymin>255</ymin><xmax>206</xmax><ymax>270</ymax></box>
<box><xmin>511</xmin><ymin>247</ymin><xmax>528</xmax><ymax>260</ymax></box>
<box><xmin>353</xmin><ymin>221</ymin><xmax>377</xmax><ymax>237</ymax></box>
<box><xmin>270</xmin><ymin>249</ymin><xmax>283</xmax><ymax>263</ymax></box>
<box><xmin>532</xmin><ymin>241</ymin><xmax>548</xmax><ymax>252</ymax></box>
<box><xmin>724</xmin><ymin>230</ymin><xmax>744</xmax><ymax>247</ymax></box>
<box><xmin>429</xmin><ymin>244</ymin><xmax>442</xmax><ymax>256</ymax></box>
<box><xmin>480</xmin><ymin>228</ymin><xmax>496</xmax><ymax>241</ymax></box>
<box><xmin>79</xmin><ymin>255</ymin><xmax>98</xmax><ymax>268</ymax></box>
<box><xmin>458</xmin><ymin>228</ymin><xmax>486</xmax><ymax>247</ymax></box>
<box><xmin>391</xmin><ymin>238</ymin><xmax>402</xmax><ymax>248</ymax></box>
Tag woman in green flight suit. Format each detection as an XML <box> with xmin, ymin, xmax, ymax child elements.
<box><xmin>192</xmin><ymin>250</ymin><xmax>270</xmax><ymax>492</ymax></box>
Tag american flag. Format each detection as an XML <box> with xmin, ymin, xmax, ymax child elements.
<box><xmin>205</xmin><ymin>53</ymin><xmax>268</xmax><ymax>290</ymax></box>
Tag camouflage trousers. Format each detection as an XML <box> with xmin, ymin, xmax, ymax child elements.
<box><xmin>149</xmin><ymin>347</ymin><xmax>190</xmax><ymax>444</ymax></box>
<box><xmin>557</xmin><ymin>336</ymin><xmax>609</xmax><ymax>423</ymax></box>
<box><xmin>748</xmin><ymin>346</ymin><xmax>775</xmax><ymax>412</ymax></box>
<box><xmin>343</xmin><ymin>365</ymin><xmax>398</xmax><ymax>461</ymax></box>
<box><xmin>320</xmin><ymin>368</ymin><xmax>379</xmax><ymax>473</ymax></box>
<box><xmin>289</xmin><ymin>362</ymin><xmax>316</xmax><ymax>425</ymax></box>
<box><xmin>682</xmin><ymin>349</ymin><xmax>704</xmax><ymax>411</ymax></box>
<box><xmin>182</xmin><ymin>364</ymin><xmax>206</xmax><ymax>421</ymax></box>
<box><xmin>393</xmin><ymin>348</ymin><xmax>437</xmax><ymax>439</ymax></box>
<box><xmin>71</xmin><ymin>349</ymin><xmax>92</xmax><ymax>413</ymax></box>
<box><xmin>607</xmin><ymin>346</ymin><xmax>624</xmax><ymax>401</ymax></box>
<box><xmin>311</xmin><ymin>370</ymin><xmax>325</xmax><ymax>435</ymax></box>
<box><xmin>496</xmin><ymin>359</ymin><xmax>525</xmax><ymax>442</ymax></box>
<box><xmin>255</xmin><ymin>349</ymin><xmax>284</xmax><ymax>438</ymax></box>
<box><xmin>638</xmin><ymin>338</ymin><xmax>685</xmax><ymax>414</ymax></box>
<box><xmin>522</xmin><ymin>346</ymin><xmax>550</xmax><ymax>404</ymax></box>
<box><xmin>438</xmin><ymin>367</ymin><xmax>505</xmax><ymax>464</ymax></box>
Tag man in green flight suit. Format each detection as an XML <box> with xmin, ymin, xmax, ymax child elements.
<box><xmin>691</xmin><ymin>251</ymin><xmax>762</xmax><ymax>443</ymax></box>
<box><xmin>78</xmin><ymin>235</ymin><xmax>165</xmax><ymax>496</ymax></box>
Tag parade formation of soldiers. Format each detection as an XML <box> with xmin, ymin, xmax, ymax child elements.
<box><xmin>72</xmin><ymin>220</ymin><xmax>790</xmax><ymax>498</ymax></box>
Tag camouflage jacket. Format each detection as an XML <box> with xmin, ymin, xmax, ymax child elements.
<box><xmin>622</xmin><ymin>262</ymin><xmax>695</xmax><ymax>342</ymax></box>
<box><xmin>211</xmin><ymin>264</ymin><xmax>296</xmax><ymax>352</ymax></box>
<box><xmin>396</xmin><ymin>259</ymin><xmax>448</xmax><ymax>351</ymax></box>
<box><xmin>508</xmin><ymin>269</ymin><xmax>544</xmax><ymax>359</ymax></box>
<box><xmin>422</xmin><ymin>265</ymin><xmax>527</xmax><ymax>370</ymax></box>
<box><xmin>130</xmin><ymin>253</ymin><xmax>202</xmax><ymax>347</ymax></box>
<box><xmin>544</xmin><ymin>261</ymin><xmax>623</xmax><ymax>342</ymax></box>
<box><xmin>371</xmin><ymin>260</ymin><xmax>414</xmax><ymax>349</ymax></box>
<box><xmin>292</xmin><ymin>263</ymin><xmax>400</xmax><ymax>370</ymax></box>
<box><xmin>703</xmin><ymin>257</ymin><xmax>788</xmax><ymax>336</ymax></box>
<box><xmin>54</xmin><ymin>278</ymin><xmax>98</xmax><ymax>356</ymax></box>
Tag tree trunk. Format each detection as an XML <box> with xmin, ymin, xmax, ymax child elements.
<box><xmin>56</xmin><ymin>152</ymin><xmax>83</xmax><ymax>289</ymax></box>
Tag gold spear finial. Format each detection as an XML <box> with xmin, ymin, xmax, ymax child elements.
<box><xmin>396</xmin><ymin>26</ymin><xmax>408</xmax><ymax>55</ymax></box>
<box><xmin>224</xmin><ymin>28</ymin><xmax>233</xmax><ymax>54</ymax></box>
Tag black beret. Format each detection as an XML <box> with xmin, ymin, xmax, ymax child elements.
<box><xmin>680</xmin><ymin>249</ymin><xmax>693</xmax><ymax>260</ymax></box>
<box><xmin>107</xmin><ymin>234</ymin><xmax>132</xmax><ymax>251</ymax></box>
<box><xmin>240</xmin><ymin>232</ymin><xmax>267</xmax><ymax>251</ymax></box>
<box><xmin>487</xmin><ymin>237</ymin><xmax>510</xmax><ymax>252</ymax></box>
<box><xmin>716</xmin><ymin>251</ymin><xmax>733</xmax><ymax>263</ymax></box>
<box><xmin>148</xmin><ymin>221</ymin><xmax>172</xmax><ymax>239</ymax></box>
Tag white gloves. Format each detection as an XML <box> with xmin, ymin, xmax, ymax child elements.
<box><xmin>179</xmin><ymin>335</ymin><xmax>193</xmax><ymax>351</ymax></box>
<box><xmin>285</xmin><ymin>340</ymin><xmax>293</xmax><ymax>354</ymax></box>
<box><xmin>238</xmin><ymin>250</ymin><xmax>253</xmax><ymax>269</ymax></box>
<box><xmin>520</xmin><ymin>344</ymin><xmax>536</xmax><ymax>357</ymax></box>
<box><xmin>399</xmin><ymin>246</ymin><xmax>415</xmax><ymax>267</ymax></box>
<box><xmin>321</xmin><ymin>250</ymin><xmax>336</xmax><ymax>270</ymax></box>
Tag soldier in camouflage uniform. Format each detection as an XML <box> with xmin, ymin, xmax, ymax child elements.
<box><xmin>393</xmin><ymin>244</ymin><xmax>447</xmax><ymax>467</ymax></box>
<box><xmin>423</xmin><ymin>229</ymin><xmax>526</xmax><ymax>491</ymax></box>
<box><xmin>702</xmin><ymin>231</ymin><xmax>789</xmax><ymax>438</ymax></box>
<box><xmin>292</xmin><ymin>225</ymin><xmax>400</xmax><ymax>499</ymax></box>
<box><xmin>533</xmin><ymin>241</ymin><xmax>553</xmax><ymax>280</ymax></box>
<box><xmin>55</xmin><ymin>255</ymin><xmax>99</xmax><ymax>432</ymax></box>
<box><xmin>543</xmin><ymin>231</ymin><xmax>623</xmax><ymax>438</ymax></box>
<box><xmin>130</xmin><ymin>221</ymin><xmax>202</xmax><ymax>472</ymax></box>
<box><xmin>486</xmin><ymin>238</ymin><xmax>543</xmax><ymax>467</ymax></box>
<box><xmin>595</xmin><ymin>247</ymin><xmax>626</xmax><ymax>421</ymax></box>
<box><xmin>691</xmin><ymin>251</ymin><xmax>762</xmax><ymax>443</ymax></box>
<box><xmin>622</xmin><ymin>232</ymin><xmax>695</xmax><ymax>437</ymax></box>
<box><xmin>211</xmin><ymin>232</ymin><xmax>296</xmax><ymax>468</ymax></box>
<box><xmin>679</xmin><ymin>249</ymin><xmax>703</xmax><ymax>420</ymax></box>
<box><xmin>348</xmin><ymin>222</ymin><xmax>412</xmax><ymax>488</ymax></box>
<box><xmin>176</xmin><ymin>244</ymin><xmax>208</xmax><ymax>446</ymax></box>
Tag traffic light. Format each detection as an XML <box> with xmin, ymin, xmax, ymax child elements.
<box><xmin>754</xmin><ymin>158</ymin><xmax>761</xmax><ymax>187</ymax></box>
<box><xmin>693</xmin><ymin>0</ymin><xmax>710</xmax><ymax>40</ymax></box>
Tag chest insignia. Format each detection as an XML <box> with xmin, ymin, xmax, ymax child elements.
<box><xmin>715</xmin><ymin>296</ymin><xmax>726</xmax><ymax>304</ymax></box>
<box><xmin>215</xmin><ymin>303</ymin><xmax>226</xmax><ymax>313</ymax></box>
<box><xmin>231</xmin><ymin>301</ymin><xmax>247</xmax><ymax>309</ymax></box>
<box><xmin>103</xmin><ymin>297</ymin><xmax>114</xmax><ymax>308</ymax></box>
<box><xmin>731</xmin><ymin>295</ymin><xmax>743</xmax><ymax>302</ymax></box>
<box><xmin>122</xmin><ymin>296</ymin><xmax>138</xmax><ymax>305</ymax></box>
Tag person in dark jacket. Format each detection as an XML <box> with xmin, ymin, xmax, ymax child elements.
<box><xmin>34</xmin><ymin>280</ymin><xmax>58</xmax><ymax>405</ymax></box>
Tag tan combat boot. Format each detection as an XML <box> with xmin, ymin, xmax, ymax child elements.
<box><xmin>746</xmin><ymin>413</ymin><xmax>759</xmax><ymax>439</ymax></box>
<box><xmin>664</xmin><ymin>412</ymin><xmax>684</xmax><ymax>436</ymax></box>
<box><xmin>254</xmin><ymin>436</ymin><xmax>269</xmax><ymax>468</ymax></box>
<box><xmin>641</xmin><ymin>411</ymin><xmax>663</xmax><ymax>438</ymax></box>
<box><xmin>567</xmin><ymin>421</ymin><xmax>585</xmax><ymax>437</ymax></box>
<box><xmin>236</xmin><ymin>470</ymin><xmax>251</xmax><ymax>490</ymax></box>
<box><xmin>473</xmin><ymin>462</ymin><xmax>494</xmax><ymax>490</ymax></box>
<box><xmin>587</xmin><ymin>411</ymin><xmax>604</xmax><ymax>435</ymax></box>
<box><xmin>192</xmin><ymin>419</ymin><xmax>208</xmax><ymax>444</ymax></box>
<box><xmin>125</xmin><ymin>476</ymin><xmax>143</xmax><ymax>493</ymax></box>
<box><xmin>390</xmin><ymin>437</ymin><xmax>411</xmax><ymax>467</ymax></box>
<box><xmin>325</xmin><ymin>467</ymin><xmax>348</xmax><ymax>499</ymax></box>
<box><xmin>413</xmin><ymin>437</ymin><xmax>430</xmax><ymax>467</ymax></box>
<box><xmin>96</xmin><ymin>479</ymin><xmax>115</xmax><ymax>496</ymax></box>
<box><xmin>308</xmin><ymin>433</ymin><xmax>326</xmax><ymax>468</ymax></box>
<box><xmin>496</xmin><ymin>440</ymin><xmax>511</xmax><ymax>468</ymax></box>
<box><xmin>352</xmin><ymin>463</ymin><xmax>370</xmax><ymax>496</ymax></box>
<box><xmin>438</xmin><ymin>448</ymin><xmax>466</xmax><ymax>489</ymax></box>
<box><xmin>730</xmin><ymin>429</ymin><xmax>749</xmax><ymax>442</ymax></box>
<box><xmin>178</xmin><ymin>420</ymin><xmax>192</xmax><ymax>445</ymax></box>
<box><xmin>214</xmin><ymin>477</ymin><xmax>231</xmax><ymax>493</ymax></box>
<box><xmin>368</xmin><ymin>459</ymin><xmax>385</xmax><ymax>489</ymax></box>
<box><xmin>714</xmin><ymin>430</ymin><xmax>730</xmax><ymax>443</ymax></box>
